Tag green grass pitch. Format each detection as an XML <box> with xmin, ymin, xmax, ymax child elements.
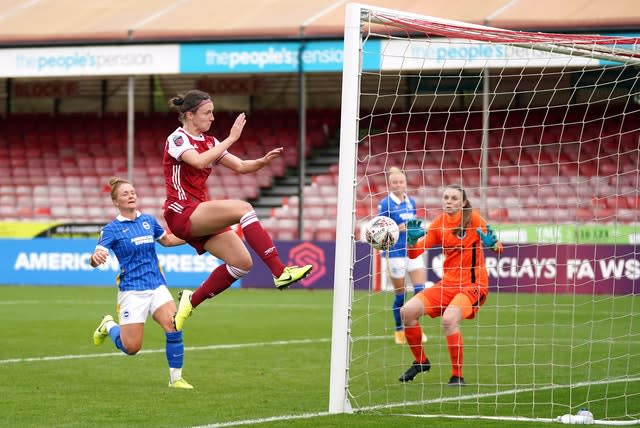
<box><xmin>0</xmin><ymin>285</ymin><xmax>637</xmax><ymax>427</ymax></box>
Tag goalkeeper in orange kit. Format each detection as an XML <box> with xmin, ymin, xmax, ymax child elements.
<box><xmin>398</xmin><ymin>184</ymin><xmax>503</xmax><ymax>386</ymax></box>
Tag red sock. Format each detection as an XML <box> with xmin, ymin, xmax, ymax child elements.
<box><xmin>446</xmin><ymin>332</ymin><xmax>464</xmax><ymax>378</ymax></box>
<box><xmin>191</xmin><ymin>264</ymin><xmax>240</xmax><ymax>307</ymax></box>
<box><xmin>240</xmin><ymin>211</ymin><xmax>285</xmax><ymax>277</ymax></box>
<box><xmin>404</xmin><ymin>325</ymin><xmax>427</xmax><ymax>363</ymax></box>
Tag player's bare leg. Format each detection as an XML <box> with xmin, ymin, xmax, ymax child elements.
<box><xmin>191</xmin><ymin>200</ymin><xmax>312</xmax><ymax>289</ymax></box>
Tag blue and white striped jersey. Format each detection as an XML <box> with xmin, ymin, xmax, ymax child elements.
<box><xmin>96</xmin><ymin>211</ymin><xmax>167</xmax><ymax>291</ymax></box>
<box><xmin>377</xmin><ymin>193</ymin><xmax>417</xmax><ymax>258</ymax></box>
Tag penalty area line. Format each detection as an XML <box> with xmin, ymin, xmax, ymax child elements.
<box><xmin>191</xmin><ymin>411</ymin><xmax>333</xmax><ymax>428</ymax></box>
<box><xmin>190</xmin><ymin>377</ymin><xmax>640</xmax><ymax>428</ymax></box>
<box><xmin>0</xmin><ymin>337</ymin><xmax>332</xmax><ymax>365</ymax></box>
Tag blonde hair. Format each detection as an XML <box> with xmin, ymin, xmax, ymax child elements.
<box><xmin>388</xmin><ymin>166</ymin><xmax>403</xmax><ymax>176</ymax></box>
<box><xmin>108</xmin><ymin>176</ymin><xmax>132</xmax><ymax>201</ymax></box>
<box><xmin>387</xmin><ymin>166</ymin><xmax>405</xmax><ymax>182</ymax></box>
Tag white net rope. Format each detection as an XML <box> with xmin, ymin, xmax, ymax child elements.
<box><xmin>346</xmin><ymin>7</ymin><xmax>640</xmax><ymax>424</ymax></box>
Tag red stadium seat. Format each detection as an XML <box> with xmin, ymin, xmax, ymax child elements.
<box><xmin>593</xmin><ymin>207</ymin><xmax>616</xmax><ymax>222</ymax></box>
<box><xmin>277</xmin><ymin>227</ymin><xmax>298</xmax><ymax>240</ymax></box>
<box><xmin>4</xmin><ymin>109</ymin><xmax>637</xmax><ymax>226</ymax></box>
<box><xmin>575</xmin><ymin>207</ymin><xmax>594</xmax><ymax>222</ymax></box>
<box><xmin>314</xmin><ymin>218</ymin><xmax>336</xmax><ymax>241</ymax></box>
<box><xmin>617</xmin><ymin>209</ymin><xmax>638</xmax><ymax>223</ymax></box>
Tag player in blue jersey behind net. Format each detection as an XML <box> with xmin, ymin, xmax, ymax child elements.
<box><xmin>377</xmin><ymin>167</ymin><xmax>427</xmax><ymax>345</ymax></box>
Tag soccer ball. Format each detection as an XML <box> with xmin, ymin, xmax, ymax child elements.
<box><xmin>365</xmin><ymin>216</ymin><xmax>399</xmax><ymax>251</ymax></box>
<box><xmin>577</xmin><ymin>409</ymin><xmax>594</xmax><ymax>421</ymax></box>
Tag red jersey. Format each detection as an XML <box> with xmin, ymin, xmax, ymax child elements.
<box><xmin>408</xmin><ymin>210</ymin><xmax>489</xmax><ymax>287</ymax></box>
<box><xmin>163</xmin><ymin>127</ymin><xmax>228</xmax><ymax>204</ymax></box>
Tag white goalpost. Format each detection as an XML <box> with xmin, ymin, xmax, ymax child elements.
<box><xmin>330</xmin><ymin>3</ymin><xmax>640</xmax><ymax>424</ymax></box>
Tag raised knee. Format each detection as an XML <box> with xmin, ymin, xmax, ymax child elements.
<box><xmin>238</xmin><ymin>201</ymin><xmax>254</xmax><ymax>216</ymax></box>
<box><xmin>441</xmin><ymin>315</ymin><xmax>458</xmax><ymax>332</ymax></box>
<box><xmin>122</xmin><ymin>342</ymin><xmax>142</xmax><ymax>355</ymax></box>
<box><xmin>235</xmin><ymin>257</ymin><xmax>252</xmax><ymax>272</ymax></box>
<box><xmin>400</xmin><ymin>306</ymin><xmax>417</xmax><ymax>324</ymax></box>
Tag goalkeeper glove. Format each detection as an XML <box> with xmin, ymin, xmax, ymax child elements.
<box><xmin>406</xmin><ymin>219</ymin><xmax>425</xmax><ymax>246</ymax></box>
<box><xmin>476</xmin><ymin>225</ymin><xmax>503</xmax><ymax>253</ymax></box>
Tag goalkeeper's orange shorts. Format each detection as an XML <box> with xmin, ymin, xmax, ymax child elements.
<box><xmin>416</xmin><ymin>281</ymin><xmax>488</xmax><ymax>320</ymax></box>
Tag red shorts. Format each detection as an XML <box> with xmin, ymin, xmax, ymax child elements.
<box><xmin>416</xmin><ymin>281</ymin><xmax>488</xmax><ymax>320</ymax></box>
<box><xmin>163</xmin><ymin>199</ymin><xmax>231</xmax><ymax>255</ymax></box>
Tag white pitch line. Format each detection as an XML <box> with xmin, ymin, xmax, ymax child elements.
<box><xmin>2</xmin><ymin>335</ymin><xmax>638</xmax><ymax>427</ymax></box>
<box><xmin>192</xmin><ymin>411</ymin><xmax>333</xmax><ymax>428</ymax></box>
<box><xmin>192</xmin><ymin>376</ymin><xmax>640</xmax><ymax>428</ymax></box>
<box><xmin>0</xmin><ymin>338</ymin><xmax>333</xmax><ymax>365</ymax></box>
<box><xmin>2</xmin><ymin>334</ymin><xmax>639</xmax><ymax>365</ymax></box>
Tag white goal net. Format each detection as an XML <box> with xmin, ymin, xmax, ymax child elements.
<box><xmin>330</xmin><ymin>3</ymin><xmax>640</xmax><ymax>425</ymax></box>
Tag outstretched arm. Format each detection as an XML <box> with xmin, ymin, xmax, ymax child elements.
<box><xmin>406</xmin><ymin>219</ymin><xmax>425</xmax><ymax>246</ymax></box>
<box><xmin>476</xmin><ymin>225</ymin><xmax>504</xmax><ymax>253</ymax></box>
<box><xmin>181</xmin><ymin>113</ymin><xmax>246</xmax><ymax>169</ymax></box>
<box><xmin>406</xmin><ymin>219</ymin><xmax>432</xmax><ymax>259</ymax></box>
<box><xmin>219</xmin><ymin>147</ymin><xmax>284</xmax><ymax>174</ymax></box>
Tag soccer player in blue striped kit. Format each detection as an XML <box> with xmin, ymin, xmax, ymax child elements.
<box><xmin>90</xmin><ymin>176</ymin><xmax>193</xmax><ymax>389</ymax></box>
<box><xmin>377</xmin><ymin>167</ymin><xmax>427</xmax><ymax>345</ymax></box>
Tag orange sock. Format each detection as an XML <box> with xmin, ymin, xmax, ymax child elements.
<box><xmin>404</xmin><ymin>325</ymin><xmax>427</xmax><ymax>363</ymax></box>
<box><xmin>446</xmin><ymin>332</ymin><xmax>463</xmax><ymax>378</ymax></box>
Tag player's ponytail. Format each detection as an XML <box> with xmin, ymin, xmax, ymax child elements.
<box><xmin>108</xmin><ymin>176</ymin><xmax>131</xmax><ymax>201</ymax></box>
<box><xmin>168</xmin><ymin>90</ymin><xmax>211</xmax><ymax>122</ymax></box>
<box><xmin>387</xmin><ymin>167</ymin><xmax>405</xmax><ymax>179</ymax></box>
<box><xmin>446</xmin><ymin>184</ymin><xmax>472</xmax><ymax>237</ymax></box>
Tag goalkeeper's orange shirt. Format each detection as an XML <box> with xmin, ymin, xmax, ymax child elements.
<box><xmin>408</xmin><ymin>210</ymin><xmax>489</xmax><ymax>287</ymax></box>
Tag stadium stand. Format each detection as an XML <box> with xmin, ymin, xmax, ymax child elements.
<box><xmin>0</xmin><ymin>2</ymin><xmax>638</xmax><ymax>239</ymax></box>
<box><xmin>0</xmin><ymin>102</ymin><xmax>639</xmax><ymax>229</ymax></box>
<box><xmin>0</xmin><ymin>103</ymin><xmax>637</xmax><ymax>234</ymax></box>
<box><xmin>0</xmin><ymin>109</ymin><xmax>341</xmax><ymax>233</ymax></box>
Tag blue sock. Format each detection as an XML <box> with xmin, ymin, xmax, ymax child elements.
<box><xmin>165</xmin><ymin>331</ymin><xmax>184</xmax><ymax>369</ymax></box>
<box><xmin>413</xmin><ymin>284</ymin><xmax>425</xmax><ymax>295</ymax></box>
<box><xmin>108</xmin><ymin>325</ymin><xmax>129</xmax><ymax>355</ymax></box>
<box><xmin>393</xmin><ymin>293</ymin><xmax>405</xmax><ymax>331</ymax></box>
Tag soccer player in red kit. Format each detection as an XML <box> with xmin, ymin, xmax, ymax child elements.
<box><xmin>398</xmin><ymin>184</ymin><xmax>503</xmax><ymax>385</ymax></box>
<box><xmin>163</xmin><ymin>89</ymin><xmax>312</xmax><ymax>330</ymax></box>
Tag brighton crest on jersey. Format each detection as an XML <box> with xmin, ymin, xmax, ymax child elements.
<box><xmin>96</xmin><ymin>212</ymin><xmax>168</xmax><ymax>292</ymax></box>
